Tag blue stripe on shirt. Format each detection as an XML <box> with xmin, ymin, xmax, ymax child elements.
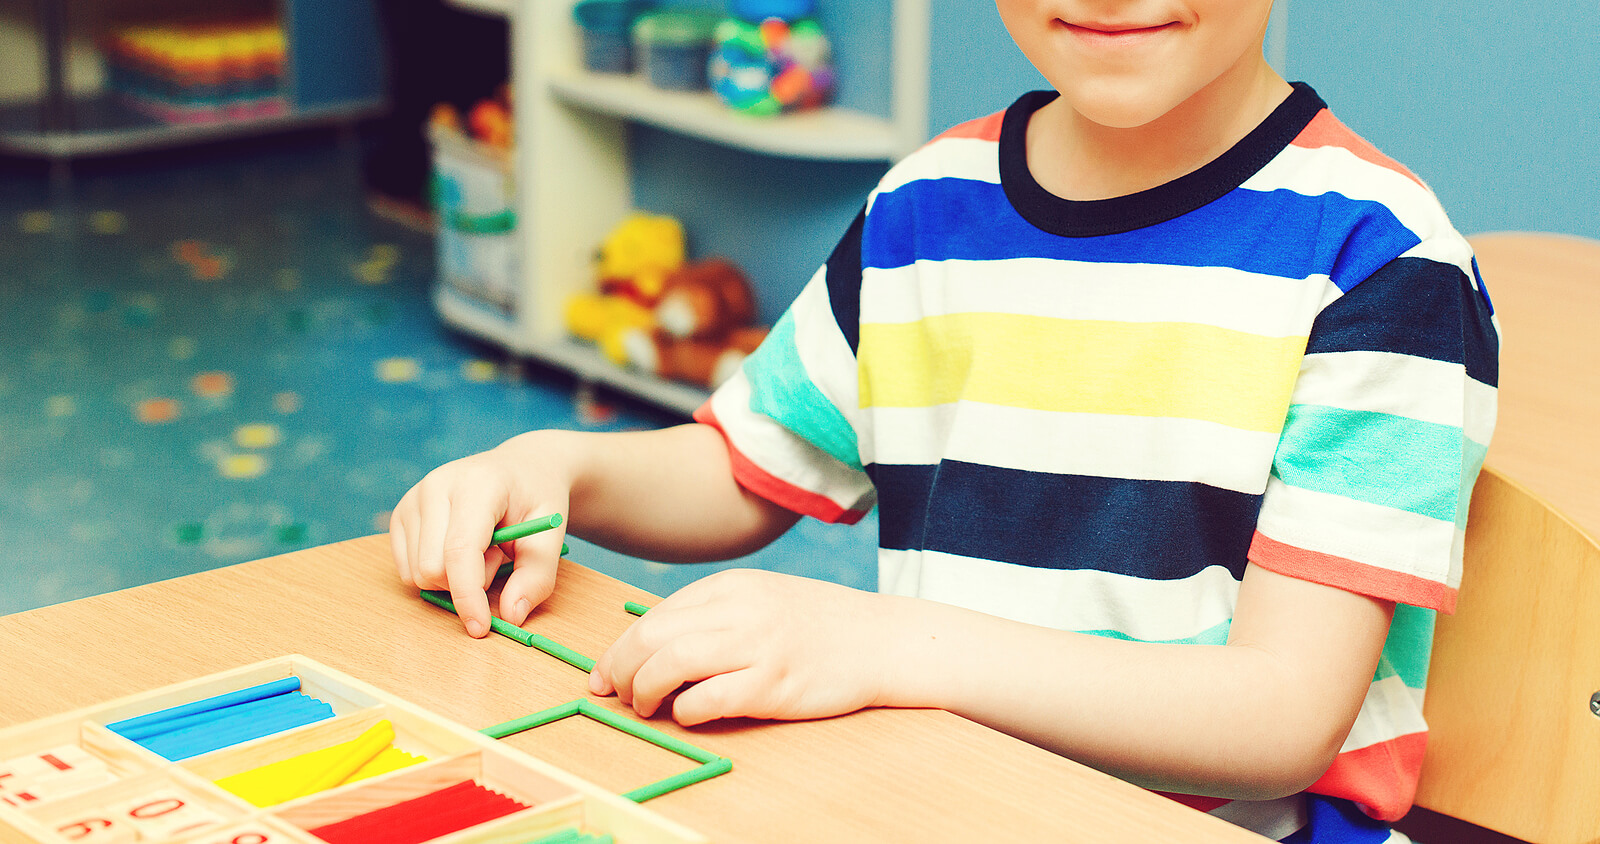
<box><xmin>868</xmin><ymin>460</ymin><xmax>1260</xmax><ymax>580</ymax></box>
<box><xmin>863</xmin><ymin>179</ymin><xmax>1420</xmax><ymax>291</ymax></box>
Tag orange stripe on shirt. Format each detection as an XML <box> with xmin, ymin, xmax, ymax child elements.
<box><xmin>1291</xmin><ymin>109</ymin><xmax>1425</xmax><ymax>187</ymax></box>
<box><xmin>1249</xmin><ymin>532</ymin><xmax>1457</xmax><ymax>613</ymax></box>
<box><xmin>693</xmin><ymin>403</ymin><xmax>870</xmax><ymax>525</ymax></box>
<box><xmin>932</xmin><ymin>110</ymin><xmax>1005</xmax><ymax>143</ymax></box>
<box><xmin>1309</xmin><ymin>731</ymin><xmax>1427</xmax><ymax>822</ymax></box>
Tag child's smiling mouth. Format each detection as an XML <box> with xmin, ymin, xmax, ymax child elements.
<box><xmin>1059</xmin><ymin>19</ymin><xmax>1179</xmax><ymax>47</ymax></box>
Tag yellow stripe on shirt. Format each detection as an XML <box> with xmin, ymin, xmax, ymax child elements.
<box><xmin>858</xmin><ymin>312</ymin><xmax>1306</xmax><ymax>432</ymax></box>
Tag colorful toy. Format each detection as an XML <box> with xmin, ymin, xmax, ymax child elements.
<box><xmin>102</xmin><ymin>19</ymin><xmax>286</xmax><ymax>124</ymax></box>
<box><xmin>0</xmin><ymin>657</ymin><xmax>714</xmax><ymax>842</ymax></box>
<box><xmin>594</xmin><ymin>212</ymin><xmax>686</xmax><ymax>304</ymax></box>
<box><xmin>431</xmin><ymin>85</ymin><xmax>514</xmax><ymax>152</ymax></box>
<box><xmin>620</xmin><ymin>258</ymin><xmax>769</xmax><ymax>389</ymax></box>
<box><xmin>564</xmin><ymin>293</ymin><xmax>655</xmax><ymax>365</ymax></box>
<box><xmin>708</xmin><ymin>16</ymin><xmax>835</xmax><ymax>115</ymax></box>
<box><xmin>565</xmin><ymin>212</ymin><xmax>685</xmax><ymax>363</ymax></box>
<box><xmin>623</xmin><ymin>324</ymin><xmax>767</xmax><ymax>389</ymax></box>
<box><xmin>653</xmin><ymin>257</ymin><xmax>757</xmax><ymax>341</ymax></box>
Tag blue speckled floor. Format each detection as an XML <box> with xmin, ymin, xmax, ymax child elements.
<box><xmin>0</xmin><ymin>134</ymin><xmax>876</xmax><ymax>616</ymax></box>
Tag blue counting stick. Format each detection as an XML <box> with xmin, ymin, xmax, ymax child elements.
<box><xmin>106</xmin><ymin>676</ymin><xmax>301</xmax><ymax>736</ymax></box>
<box><xmin>115</xmin><ymin>690</ymin><xmax>300</xmax><ymax>740</ymax></box>
<box><xmin>142</xmin><ymin>695</ymin><xmax>334</xmax><ymax>761</ymax></box>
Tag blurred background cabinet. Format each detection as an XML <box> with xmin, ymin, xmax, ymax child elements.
<box><xmin>0</xmin><ymin>0</ymin><xmax>385</xmax><ymax>158</ymax></box>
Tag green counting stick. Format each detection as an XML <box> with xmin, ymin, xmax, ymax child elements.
<box><xmin>491</xmin><ymin>513</ymin><xmax>563</xmax><ymax>545</ymax></box>
<box><xmin>420</xmin><ymin>589</ymin><xmax>597</xmax><ymax>673</ymax></box>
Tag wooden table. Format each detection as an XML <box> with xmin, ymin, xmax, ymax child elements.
<box><xmin>1470</xmin><ymin>232</ymin><xmax>1600</xmax><ymax>539</ymax></box>
<box><xmin>0</xmin><ymin>535</ymin><xmax>1265</xmax><ymax>843</ymax></box>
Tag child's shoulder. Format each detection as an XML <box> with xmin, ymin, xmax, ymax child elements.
<box><xmin>1263</xmin><ymin>96</ymin><xmax>1472</xmax><ymax>262</ymax></box>
<box><xmin>868</xmin><ymin>101</ymin><xmax>1018</xmax><ymax>205</ymax></box>
<box><xmin>930</xmin><ymin>108</ymin><xmax>1007</xmax><ymax>144</ymax></box>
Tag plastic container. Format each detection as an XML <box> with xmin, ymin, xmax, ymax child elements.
<box><xmin>573</xmin><ymin>0</ymin><xmax>653</xmax><ymax>73</ymax></box>
<box><xmin>632</xmin><ymin>10</ymin><xmax>721</xmax><ymax>91</ymax></box>
<box><xmin>429</xmin><ymin>124</ymin><xmax>519</xmax><ymax>314</ymax></box>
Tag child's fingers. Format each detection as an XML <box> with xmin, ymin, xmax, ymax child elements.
<box><xmin>441</xmin><ymin>514</ymin><xmax>498</xmax><ymax>638</ymax></box>
<box><xmin>625</xmin><ymin>631</ymin><xmax>744</xmax><ymax>719</ymax></box>
<box><xmin>499</xmin><ymin>552</ymin><xmax>558</xmax><ymax>625</ymax></box>
<box><xmin>412</xmin><ymin>489</ymin><xmax>454</xmax><ymax>589</ymax></box>
<box><xmin>389</xmin><ymin>507</ymin><xmax>413</xmax><ymax>587</ymax></box>
<box><xmin>670</xmin><ymin>668</ymin><xmax>765</xmax><ymax>726</ymax></box>
<box><xmin>603</xmin><ymin>605</ymin><xmax>727</xmax><ymax>710</ymax></box>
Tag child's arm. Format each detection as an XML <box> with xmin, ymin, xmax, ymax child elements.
<box><xmin>590</xmin><ymin>561</ymin><xmax>1391</xmax><ymax>801</ymax></box>
<box><xmin>389</xmin><ymin>423</ymin><xmax>799</xmax><ymax>638</ymax></box>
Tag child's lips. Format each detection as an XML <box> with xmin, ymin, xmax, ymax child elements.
<box><xmin>1060</xmin><ymin>20</ymin><xmax>1177</xmax><ymax>46</ymax></box>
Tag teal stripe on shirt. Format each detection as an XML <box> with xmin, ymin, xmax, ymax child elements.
<box><xmin>1274</xmin><ymin>404</ymin><xmax>1467</xmax><ymax>522</ymax></box>
<box><xmin>1080</xmin><ymin>618</ymin><xmax>1232</xmax><ymax>647</ymax></box>
<box><xmin>1372</xmin><ymin>603</ymin><xmax>1435</xmax><ymax>688</ymax></box>
<box><xmin>743</xmin><ymin>309</ymin><xmax>863</xmax><ymax>471</ymax></box>
<box><xmin>1457</xmin><ymin>438</ymin><xmax>1490</xmax><ymax>529</ymax></box>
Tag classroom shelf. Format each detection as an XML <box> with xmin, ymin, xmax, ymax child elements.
<box><xmin>0</xmin><ymin>95</ymin><xmax>382</xmax><ymax>158</ymax></box>
<box><xmin>435</xmin><ymin>0</ymin><xmax>927</xmax><ymax>414</ymax></box>
<box><xmin>434</xmin><ymin>287</ymin><xmax>711</xmax><ymax>416</ymax></box>
<box><xmin>547</xmin><ymin>70</ymin><xmax>899</xmax><ymax>162</ymax></box>
<box><xmin>4</xmin><ymin>0</ymin><xmax>384</xmax><ymax>160</ymax></box>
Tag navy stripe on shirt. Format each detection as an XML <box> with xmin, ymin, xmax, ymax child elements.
<box><xmin>824</xmin><ymin>206</ymin><xmax>866</xmax><ymax>355</ymax></box>
<box><xmin>1305</xmin><ymin>256</ymin><xmax>1500</xmax><ymax>386</ymax></box>
<box><xmin>868</xmin><ymin>461</ymin><xmax>1261</xmax><ymax>581</ymax></box>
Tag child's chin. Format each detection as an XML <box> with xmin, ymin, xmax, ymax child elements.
<box><xmin>1062</xmin><ymin>82</ymin><xmax>1190</xmax><ymax>130</ymax></box>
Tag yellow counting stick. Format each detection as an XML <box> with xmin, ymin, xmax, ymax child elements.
<box><xmin>214</xmin><ymin>720</ymin><xmax>422</xmax><ymax>807</ymax></box>
<box><xmin>292</xmin><ymin>720</ymin><xmax>396</xmax><ymax>800</ymax></box>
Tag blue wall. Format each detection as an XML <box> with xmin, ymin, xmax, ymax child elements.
<box><xmin>1284</xmin><ymin>0</ymin><xmax>1600</xmax><ymax>239</ymax></box>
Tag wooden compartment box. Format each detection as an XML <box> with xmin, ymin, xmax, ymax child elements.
<box><xmin>0</xmin><ymin>656</ymin><xmax>706</xmax><ymax>844</ymax></box>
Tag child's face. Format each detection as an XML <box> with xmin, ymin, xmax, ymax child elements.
<box><xmin>995</xmin><ymin>0</ymin><xmax>1276</xmax><ymax>129</ymax></box>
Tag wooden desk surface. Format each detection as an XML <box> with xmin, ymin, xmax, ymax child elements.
<box><xmin>0</xmin><ymin>535</ymin><xmax>1264</xmax><ymax>843</ymax></box>
<box><xmin>1470</xmin><ymin>232</ymin><xmax>1600</xmax><ymax>539</ymax></box>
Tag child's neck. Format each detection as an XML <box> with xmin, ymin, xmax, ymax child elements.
<box><xmin>1028</xmin><ymin>62</ymin><xmax>1292</xmax><ymax>202</ymax></box>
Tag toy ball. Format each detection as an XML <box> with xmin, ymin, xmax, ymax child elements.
<box><xmin>708</xmin><ymin>17</ymin><xmax>834</xmax><ymax>116</ymax></box>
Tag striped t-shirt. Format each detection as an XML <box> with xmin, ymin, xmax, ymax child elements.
<box><xmin>695</xmin><ymin>83</ymin><xmax>1500</xmax><ymax>843</ymax></box>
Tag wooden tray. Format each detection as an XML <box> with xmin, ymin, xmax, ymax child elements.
<box><xmin>0</xmin><ymin>656</ymin><xmax>707</xmax><ymax>843</ymax></box>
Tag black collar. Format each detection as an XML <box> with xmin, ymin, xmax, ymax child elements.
<box><xmin>999</xmin><ymin>82</ymin><xmax>1328</xmax><ymax>237</ymax></box>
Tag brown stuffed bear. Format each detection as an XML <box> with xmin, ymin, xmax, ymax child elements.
<box><xmin>621</xmin><ymin>258</ymin><xmax>769</xmax><ymax>389</ymax></box>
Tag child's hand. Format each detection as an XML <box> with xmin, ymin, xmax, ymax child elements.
<box><xmin>389</xmin><ymin>434</ymin><xmax>571</xmax><ymax>638</ymax></box>
<box><xmin>589</xmin><ymin>569</ymin><xmax>894</xmax><ymax>726</ymax></box>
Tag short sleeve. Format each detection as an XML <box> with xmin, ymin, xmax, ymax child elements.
<box><xmin>1249</xmin><ymin>251</ymin><xmax>1500</xmax><ymax>613</ymax></box>
<box><xmin>694</xmin><ymin>211</ymin><xmax>877</xmax><ymax>524</ymax></box>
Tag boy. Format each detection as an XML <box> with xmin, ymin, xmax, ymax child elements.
<box><xmin>390</xmin><ymin>1</ymin><xmax>1500</xmax><ymax>840</ymax></box>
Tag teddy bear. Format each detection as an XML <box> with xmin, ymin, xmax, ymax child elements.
<box><xmin>594</xmin><ymin>212</ymin><xmax>685</xmax><ymax>306</ymax></box>
<box><xmin>564</xmin><ymin>212</ymin><xmax>688</xmax><ymax>365</ymax></box>
<box><xmin>620</xmin><ymin>258</ymin><xmax>769</xmax><ymax>389</ymax></box>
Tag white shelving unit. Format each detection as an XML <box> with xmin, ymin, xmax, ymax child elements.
<box><xmin>442</xmin><ymin>0</ymin><xmax>928</xmax><ymax>415</ymax></box>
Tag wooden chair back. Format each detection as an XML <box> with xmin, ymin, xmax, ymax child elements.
<box><xmin>1467</xmin><ymin>232</ymin><xmax>1600</xmax><ymax>538</ymax></box>
<box><xmin>1413</xmin><ymin>467</ymin><xmax>1600</xmax><ymax>843</ymax></box>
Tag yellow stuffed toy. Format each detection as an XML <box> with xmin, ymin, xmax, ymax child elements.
<box><xmin>595</xmin><ymin>213</ymin><xmax>685</xmax><ymax>306</ymax></box>
<box><xmin>564</xmin><ymin>212</ymin><xmax>687</xmax><ymax>365</ymax></box>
